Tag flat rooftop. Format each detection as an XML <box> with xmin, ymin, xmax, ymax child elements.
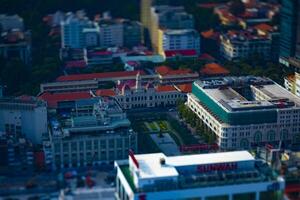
<box><xmin>135</xmin><ymin>153</ymin><xmax>179</xmax><ymax>179</ymax></box>
<box><xmin>194</xmin><ymin>76</ymin><xmax>300</xmax><ymax>111</ymax></box>
<box><xmin>134</xmin><ymin>151</ymin><xmax>254</xmax><ymax>179</ymax></box>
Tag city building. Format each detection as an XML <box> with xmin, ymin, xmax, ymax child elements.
<box><xmin>83</xmin><ymin>27</ymin><xmax>100</xmax><ymax>47</ymax></box>
<box><xmin>0</xmin><ymin>14</ymin><xmax>31</xmax><ymax>65</ymax></box>
<box><xmin>214</xmin><ymin>2</ymin><xmax>279</xmax><ymax>29</ymax></box>
<box><xmin>284</xmin><ymin>72</ymin><xmax>300</xmax><ymax>97</ymax></box>
<box><xmin>149</xmin><ymin>5</ymin><xmax>195</xmax><ymax>54</ymax></box>
<box><xmin>96</xmin><ymin>73</ymin><xmax>188</xmax><ymax>109</ymax></box>
<box><xmin>253</xmin><ymin>23</ymin><xmax>280</xmax><ymax>61</ymax></box>
<box><xmin>61</xmin><ymin>11</ymin><xmax>93</xmax><ymax>49</ymax></box>
<box><xmin>115</xmin><ymin>151</ymin><xmax>285</xmax><ymax>200</ymax></box>
<box><xmin>220</xmin><ymin>30</ymin><xmax>272</xmax><ymax>61</ymax></box>
<box><xmin>155</xmin><ymin>65</ymin><xmax>199</xmax><ymax>84</ymax></box>
<box><xmin>40</xmin><ymin>68</ymin><xmax>198</xmax><ymax>93</ymax></box>
<box><xmin>83</xmin><ymin>49</ymin><xmax>113</xmax><ymax>66</ymax></box>
<box><xmin>0</xmin><ymin>97</ymin><xmax>47</xmax><ymax>144</ymax></box>
<box><xmin>48</xmin><ymin>97</ymin><xmax>137</xmax><ymax>168</ymax></box>
<box><xmin>162</xmin><ymin>29</ymin><xmax>200</xmax><ymax>55</ymax></box>
<box><xmin>1</xmin><ymin>134</ymin><xmax>51</xmax><ymax>171</ymax></box>
<box><xmin>187</xmin><ymin>76</ymin><xmax>300</xmax><ymax>150</ymax></box>
<box><xmin>97</xmin><ymin>18</ymin><xmax>124</xmax><ymax>48</ymax></box>
<box><xmin>164</xmin><ymin>49</ymin><xmax>198</xmax><ymax>61</ymax></box>
<box><xmin>200</xmin><ymin>63</ymin><xmax>230</xmax><ymax>77</ymax></box>
<box><xmin>123</xmin><ymin>20</ymin><xmax>142</xmax><ymax>48</ymax></box>
<box><xmin>0</xmin><ymin>14</ymin><xmax>24</xmax><ymax>32</ymax></box>
<box><xmin>201</xmin><ymin>29</ymin><xmax>220</xmax><ymax>59</ymax></box>
<box><xmin>279</xmin><ymin>0</ymin><xmax>300</xmax><ymax>62</ymax></box>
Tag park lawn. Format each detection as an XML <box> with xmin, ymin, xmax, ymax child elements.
<box><xmin>157</xmin><ymin>120</ymin><xmax>169</xmax><ymax>132</ymax></box>
<box><xmin>148</xmin><ymin>121</ymin><xmax>159</xmax><ymax>132</ymax></box>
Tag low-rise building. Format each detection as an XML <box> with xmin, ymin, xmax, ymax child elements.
<box><xmin>0</xmin><ymin>97</ymin><xmax>47</xmax><ymax>144</ymax></box>
<box><xmin>0</xmin><ymin>14</ymin><xmax>31</xmax><ymax>65</ymax></box>
<box><xmin>162</xmin><ymin>29</ymin><xmax>200</xmax><ymax>55</ymax></box>
<box><xmin>100</xmin><ymin>73</ymin><xmax>188</xmax><ymax>109</ymax></box>
<box><xmin>48</xmin><ymin>97</ymin><xmax>137</xmax><ymax>168</ymax></box>
<box><xmin>187</xmin><ymin>76</ymin><xmax>300</xmax><ymax>150</ymax></box>
<box><xmin>40</xmin><ymin>68</ymin><xmax>199</xmax><ymax>93</ymax></box>
<box><xmin>284</xmin><ymin>72</ymin><xmax>300</xmax><ymax>97</ymax></box>
<box><xmin>220</xmin><ymin>30</ymin><xmax>272</xmax><ymax>61</ymax></box>
<box><xmin>115</xmin><ymin>151</ymin><xmax>285</xmax><ymax>200</ymax></box>
<box><xmin>155</xmin><ymin>66</ymin><xmax>199</xmax><ymax>84</ymax></box>
<box><xmin>84</xmin><ymin>49</ymin><xmax>113</xmax><ymax>66</ymax></box>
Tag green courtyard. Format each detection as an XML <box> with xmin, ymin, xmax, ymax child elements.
<box><xmin>128</xmin><ymin>112</ymin><xmax>200</xmax><ymax>154</ymax></box>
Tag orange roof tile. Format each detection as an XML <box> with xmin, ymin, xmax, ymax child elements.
<box><xmin>155</xmin><ymin>85</ymin><xmax>177</xmax><ymax>92</ymax></box>
<box><xmin>176</xmin><ymin>83</ymin><xmax>192</xmax><ymax>93</ymax></box>
<box><xmin>200</xmin><ymin>63</ymin><xmax>230</xmax><ymax>76</ymax></box>
<box><xmin>155</xmin><ymin>66</ymin><xmax>193</xmax><ymax>76</ymax></box>
<box><xmin>254</xmin><ymin>23</ymin><xmax>274</xmax><ymax>33</ymax></box>
<box><xmin>56</xmin><ymin>70</ymin><xmax>146</xmax><ymax>82</ymax></box>
<box><xmin>95</xmin><ymin>89</ymin><xmax>116</xmax><ymax>97</ymax></box>
<box><xmin>38</xmin><ymin>91</ymin><xmax>92</xmax><ymax>108</ymax></box>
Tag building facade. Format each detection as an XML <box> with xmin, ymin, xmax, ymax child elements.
<box><xmin>162</xmin><ymin>29</ymin><xmax>200</xmax><ymax>54</ymax></box>
<box><xmin>220</xmin><ymin>30</ymin><xmax>272</xmax><ymax>61</ymax></box>
<box><xmin>0</xmin><ymin>97</ymin><xmax>47</xmax><ymax>144</ymax></box>
<box><xmin>115</xmin><ymin>151</ymin><xmax>285</xmax><ymax>200</ymax></box>
<box><xmin>109</xmin><ymin>73</ymin><xmax>188</xmax><ymax>109</ymax></box>
<box><xmin>97</xmin><ymin>19</ymin><xmax>124</xmax><ymax>48</ymax></box>
<box><xmin>61</xmin><ymin>11</ymin><xmax>93</xmax><ymax>49</ymax></box>
<box><xmin>49</xmin><ymin>97</ymin><xmax>137</xmax><ymax>168</ymax></box>
<box><xmin>279</xmin><ymin>0</ymin><xmax>300</xmax><ymax>60</ymax></box>
<box><xmin>187</xmin><ymin>76</ymin><xmax>300</xmax><ymax>150</ymax></box>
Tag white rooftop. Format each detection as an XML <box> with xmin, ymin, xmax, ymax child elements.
<box><xmin>167</xmin><ymin>151</ymin><xmax>254</xmax><ymax>167</ymax></box>
<box><xmin>135</xmin><ymin>153</ymin><xmax>178</xmax><ymax>179</ymax></box>
<box><xmin>134</xmin><ymin>151</ymin><xmax>254</xmax><ymax>179</ymax></box>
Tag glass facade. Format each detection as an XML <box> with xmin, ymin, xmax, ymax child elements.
<box><xmin>279</xmin><ymin>0</ymin><xmax>300</xmax><ymax>58</ymax></box>
<box><xmin>192</xmin><ymin>84</ymin><xmax>277</xmax><ymax>125</ymax></box>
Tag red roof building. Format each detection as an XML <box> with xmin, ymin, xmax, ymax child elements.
<box><xmin>175</xmin><ymin>83</ymin><xmax>192</xmax><ymax>93</ymax></box>
<box><xmin>65</xmin><ymin>60</ymin><xmax>87</xmax><ymax>69</ymax></box>
<box><xmin>200</xmin><ymin>63</ymin><xmax>230</xmax><ymax>76</ymax></box>
<box><xmin>38</xmin><ymin>91</ymin><xmax>92</xmax><ymax>108</ymax></box>
<box><xmin>155</xmin><ymin>66</ymin><xmax>193</xmax><ymax>76</ymax></box>
<box><xmin>155</xmin><ymin>85</ymin><xmax>177</xmax><ymax>92</ymax></box>
<box><xmin>56</xmin><ymin>70</ymin><xmax>146</xmax><ymax>82</ymax></box>
<box><xmin>95</xmin><ymin>89</ymin><xmax>116</xmax><ymax>97</ymax></box>
<box><xmin>164</xmin><ymin>49</ymin><xmax>197</xmax><ymax>59</ymax></box>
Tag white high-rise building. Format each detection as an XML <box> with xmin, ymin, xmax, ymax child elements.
<box><xmin>98</xmin><ymin>20</ymin><xmax>124</xmax><ymax>47</ymax></box>
<box><xmin>163</xmin><ymin>29</ymin><xmax>200</xmax><ymax>53</ymax></box>
<box><xmin>61</xmin><ymin>11</ymin><xmax>93</xmax><ymax>49</ymax></box>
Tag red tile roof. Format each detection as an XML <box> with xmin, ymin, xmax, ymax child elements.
<box><xmin>254</xmin><ymin>23</ymin><xmax>274</xmax><ymax>33</ymax></box>
<box><xmin>155</xmin><ymin>66</ymin><xmax>193</xmax><ymax>76</ymax></box>
<box><xmin>38</xmin><ymin>91</ymin><xmax>92</xmax><ymax>108</ymax></box>
<box><xmin>176</xmin><ymin>83</ymin><xmax>192</xmax><ymax>93</ymax></box>
<box><xmin>95</xmin><ymin>89</ymin><xmax>116</xmax><ymax>97</ymax></box>
<box><xmin>65</xmin><ymin>60</ymin><xmax>86</xmax><ymax>68</ymax></box>
<box><xmin>201</xmin><ymin>29</ymin><xmax>220</xmax><ymax>40</ymax></box>
<box><xmin>164</xmin><ymin>49</ymin><xmax>197</xmax><ymax>58</ymax></box>
<box><xmin>155</xmin><ymin>85</ymin><xmax>177</xmax><ymax>92</ymax></box>
<box><xmin>56</xmin><ymin>70</ymin><xmax>146</xmax><ymax>82</ymax></box>
<box><xmin>89</xmin><ymin>51</ymin><xmax>113</xmax><ymax>56</ymax></box>
<box><xmin>200</xmin><ymin>63</ymin><xmax>230</xmax><ymax>76</ymax></box>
